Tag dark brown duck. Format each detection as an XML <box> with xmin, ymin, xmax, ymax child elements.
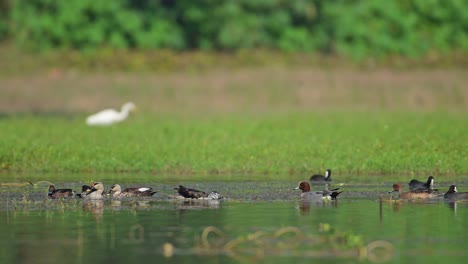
<box><xmin>408</xmin><ymin>176</ymin><xmax>434</xmax><ymax>191</ymax></box>
<box><xmin>76</xmin><ymin>185</ymin><xmax>92</xmax><ymax>198</ymax></box>
<box><xmin>390</xmin><ymin>183</ymin><xmax>440</xmax><ymax>200</ymax></box>
<box><xmin>48</xmin><ymin>185</ymin><xmax>74</xmax><ymax>198</ymax></box>
<box><xmin>174</xmin><ymin>185</ymin><xmax>220</xmax><ymax>199</ymax></box>
<box><xmin>309</xmin><ymin>169</ymin><xmax>332</xmax><ymax>182</ymax></box>
<box><xmin>444</xmin><ymin>185</ymin><xmax>468</xmax><ymax>201</ymax></box>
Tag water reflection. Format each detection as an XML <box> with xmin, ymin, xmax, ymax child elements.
<box><xmin>111</xmin><ymin>200</ymin><xmax>122</xmax><ymax>207</ymax></box>
<box><xmin>174</xmin><ymin>200</ymin><xmax>220</xmax><ymax>210</ymax></box>
<box><xmin>1</xmin><ymin>181</ymin><xmax>467</xmax><ymax>263</ymax></box>
<box><xmin>446</xmin><ymin>201</ymin><xmax>468</xmax><ymax>215</ymax></box>
<box><xmin>108</xmin><ymin>199</ymin><xmax>156</xmax><ymax>209</ymax></box>
<box><xmin>82</xmin><ymin>200</ymin><xmax>104</xmax><ymax>221</ymax></box>
<box><xmin>391</xmin><ymin>200</ymin><xmax>403</xmax><ymax>212</ymax></box>
<box><xmin>298</xmin><ymin>202</ymin><xmax>311</xmax><ymax>215</ymax></box>
<box><xmin>123</xmin><ymin>224</ymin><xmax>145</xmax><ymax>244</ymax></box>
<box><xmin>297</xmin><ymin>200</ymin><xmax>338</xmax><ymax>216</ymax></box>
<box><xmin>447</xmin><ymin>201</ymin><xmax>457</xmax><ymax>210</ymax></box>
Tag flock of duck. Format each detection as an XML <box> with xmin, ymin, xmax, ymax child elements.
<box><xmin>302</xmin><ymin>170</ymin><xmax>467</xmax><ymax>202</ymax></box>
<box><xmin>299</xmin><ymin>170</ymin><xmax>468</xmax><ymax>202</ymax></box>
<box><xmin>388</xmin><ymin>176</ymin><xmax>468</xmax><ymax>201</ymax></box>
<box><xmin>48</xmin><ymin>182</ymin><xmax>220</xmax><ymax>200</ymax></box>
<box><xmin>47</xmin><ymin>169</ymin><xmax>468</xmax><ymax>202</ymax></box>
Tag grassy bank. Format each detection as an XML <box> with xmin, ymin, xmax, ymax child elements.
<box><xmin>1</xmin><ymin>66</ymin><xmax>467</xmax><ymax>181</ymax></box>
<box><xmin>1</xmin><ymin>112</ymin><xmax>466</xmax><ymax>179</ymax></box>
<box><xmin>1</xmin><ymin>44</ymin><xmax>467</xmax><ymax>78</ymax></box>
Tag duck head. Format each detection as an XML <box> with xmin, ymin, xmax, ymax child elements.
<box><xmin>389</xmin><ymin>183</ymin><xmax>403</xmax><ymax>199</ymax></box>
<box><xmin>389</xmin><ymin>183</ymin><xmax>402</xmax><ymax>193</ymax></box>
<box><xmin>447</xmin><ymin>185</ymin><xmax>457</xmax><ymax>194</ymax></box>
<box><xmin>82</xmin><ymin>185</ymin><xmax>92</xmax><ymax>193</ymax></box>
<box><xmin>48</xmin><ymin>185</ymin><xmax>56</xmax><ymax>195</ymax></box>
<box><xmin>109</xmin><ymin>184</ymin><xmax>122</xmax><ymax>194</ymax></box>
<box><xmin>294</xmin><ymin>181</ymin><xmax>311</xmax><ymax>193</ymax></box>
<box><xmin>91</xmin><ymin>182</ymin><xmax>105</xmax><ymax>192</ymax></box>
<box><xmin>427</xmin><ymin>176</ymin><xmax>434</xmax><ymax>187</ymax></box>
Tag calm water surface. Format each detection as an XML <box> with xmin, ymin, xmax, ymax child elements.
<box><xmin>0</xmin><ymin>179</ymin><xmax>467</xmax><ymax>263</ymax></box>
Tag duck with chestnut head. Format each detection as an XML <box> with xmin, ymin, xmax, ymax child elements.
<box><xmin>294</xmin><ymin>181</ymin><xmax>342</xmax><ymax>202</ymax></box>
<box><xmin>390</xmin><ymin>183</ymin><xmax>440</xmax><ymax>200</ymax></box>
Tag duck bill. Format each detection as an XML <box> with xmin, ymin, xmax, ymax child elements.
<box><xmin>388</xmin><ymin>190</ymin><xmax>399</xmax><ymax>199</ymax></box>
<box><xmin>293</xmin><ymin>187</ymin><xmax>299</xmax><ymax>190</ymax></box>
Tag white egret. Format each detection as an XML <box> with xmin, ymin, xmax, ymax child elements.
<box><xmin>86</xmin><ymin>102</ymin><xmax>136</xmax><ymax>126</ymax></box>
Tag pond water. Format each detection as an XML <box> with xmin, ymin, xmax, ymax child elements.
<box><xmin>0</xmin><ymin>179</ymin><xmax>467</xmax><ymax>263</ymax></box>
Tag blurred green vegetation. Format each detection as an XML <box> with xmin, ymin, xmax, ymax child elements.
<box><xmin>0</xmin><ymin>0</ymin><xmax>467</xmax><ymax>60</ymax></box>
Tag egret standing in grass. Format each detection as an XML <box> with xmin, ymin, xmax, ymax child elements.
<box><xmin>86</xmin><ymin>102</ymin><xmax>136</xmax><ymax>126</ymax></box>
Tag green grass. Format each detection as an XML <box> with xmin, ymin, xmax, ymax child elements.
<box><xmin>1</xmin><ymin>111</ymin><xmax>466</xmax><ymax>180</ymax></box>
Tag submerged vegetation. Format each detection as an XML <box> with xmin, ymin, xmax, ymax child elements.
<box><xmin>187</xmin><ymin>225</ymin><xmax>375</xmax><ymax>261</ymax></box>
<box><xmin>0</xmin><ymin>112</ymin><xmax>466</xmax><ymax>179</ymax></box>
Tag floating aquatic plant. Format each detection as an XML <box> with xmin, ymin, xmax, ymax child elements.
<box><xmin>162</xmin><ymin>225</ymin><xmax>394</xmax><ymax>262</ymax></box>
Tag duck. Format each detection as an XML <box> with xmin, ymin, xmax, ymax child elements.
<box><xmin>309</xmin><ymin>169</ymin><xmax>332</xmax><ymax>182</ymax></box>
<box><xmin>48</xmin><ymin>185</ymin><xmax>74</xmax><ymax>198</ymax></box>
<box><xmin>86</xmin><ymin>182</ymin><xmax>106</xmax><ymax>199</ymax></box>
<box><xmin>86</xmin><ymin>102</ymin><xmax>136</xmax><ymax>126</ymax></box>
<box><xmin>389</xmin><ymin>183</ymin><xmax>440</xmax><ymax>200</ymax></box>
<box><xmin>76</xmin><ymin>185</ymin><xmax>92</xmax><ymax>198</ymax></box>
<box><xmin>174</xmin><ymin>185</ymin><xmax>220</xmax><ymax>200</ymax></box>
<box><xmin>444</xmin><ymin>185</ymin><xmax>468</xmax><ymax>201</ymax></box>
<box><xmin>108</xmin><ymin>184</ymin><xmax>157</xmax><ymax>198</ymax></box>
<box><xmin>294</xmin><ymin>181</ymin><xmax>342</xmax><ymax>201</ymax></box>
<box><xmin>408</xmin><ymin>176</ymin><xmax>434</xmax><ymax>191</ymax></box>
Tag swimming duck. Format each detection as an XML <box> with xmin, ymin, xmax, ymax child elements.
<box><xmin>86</xmin><ymin>182</ymin><xmax>106</xmax><ymax>199</ymax></box>
<box><xmin>86</xmin><ymin>102</ymin><xmax>136</xmax><ymax>126</ymax></box>
<box><xmin>390</xmin><ymin>183</ymin><xmax>440</xmax><ymax>200</ymax></box>
<box><xmin>408</xmin><ymin>176</ymin><xmax>434</xmax><ymax>191</ymax></box>
<box><xmin>310</xmin><ymin>169</ymin><xmax>332</xmax><ymax>182</ymax></box>
<box><xmin>76</xmin><ymin>185</ymin><xmax>92</xmax><ymax>198</ymax></box>
<box><xmin>48</xmin><ymin>185</ymin><xmax>74</xmax><ymax>198</ymax></box>
<box><xmin>294</xmin><ymin>181</ymin><xmax>342</xmax><ymax>201</ymax></box>
<box><xmin>108</xmin><ymin>184</ymin><xmax>157</xmax><ymax>198</ymax></box>
<box><xmin>174</xmin><ymin>185</ymin><xmax>220</xmax><ymax>200</ymax></box>
<box><xmin>444</xmin><ymin>185</ymin><xmax>468</xmax><ymax>201</ymax></box>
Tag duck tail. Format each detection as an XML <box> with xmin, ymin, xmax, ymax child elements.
<box><xmin>331</xmin><ymin>191</ymin><xmax>343</xmax><ymax>200</ymax></box>
<box><xmin>207</xmin><ymin>191</ymin><xmax>220</xmax><ymax>200</ymax></box>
